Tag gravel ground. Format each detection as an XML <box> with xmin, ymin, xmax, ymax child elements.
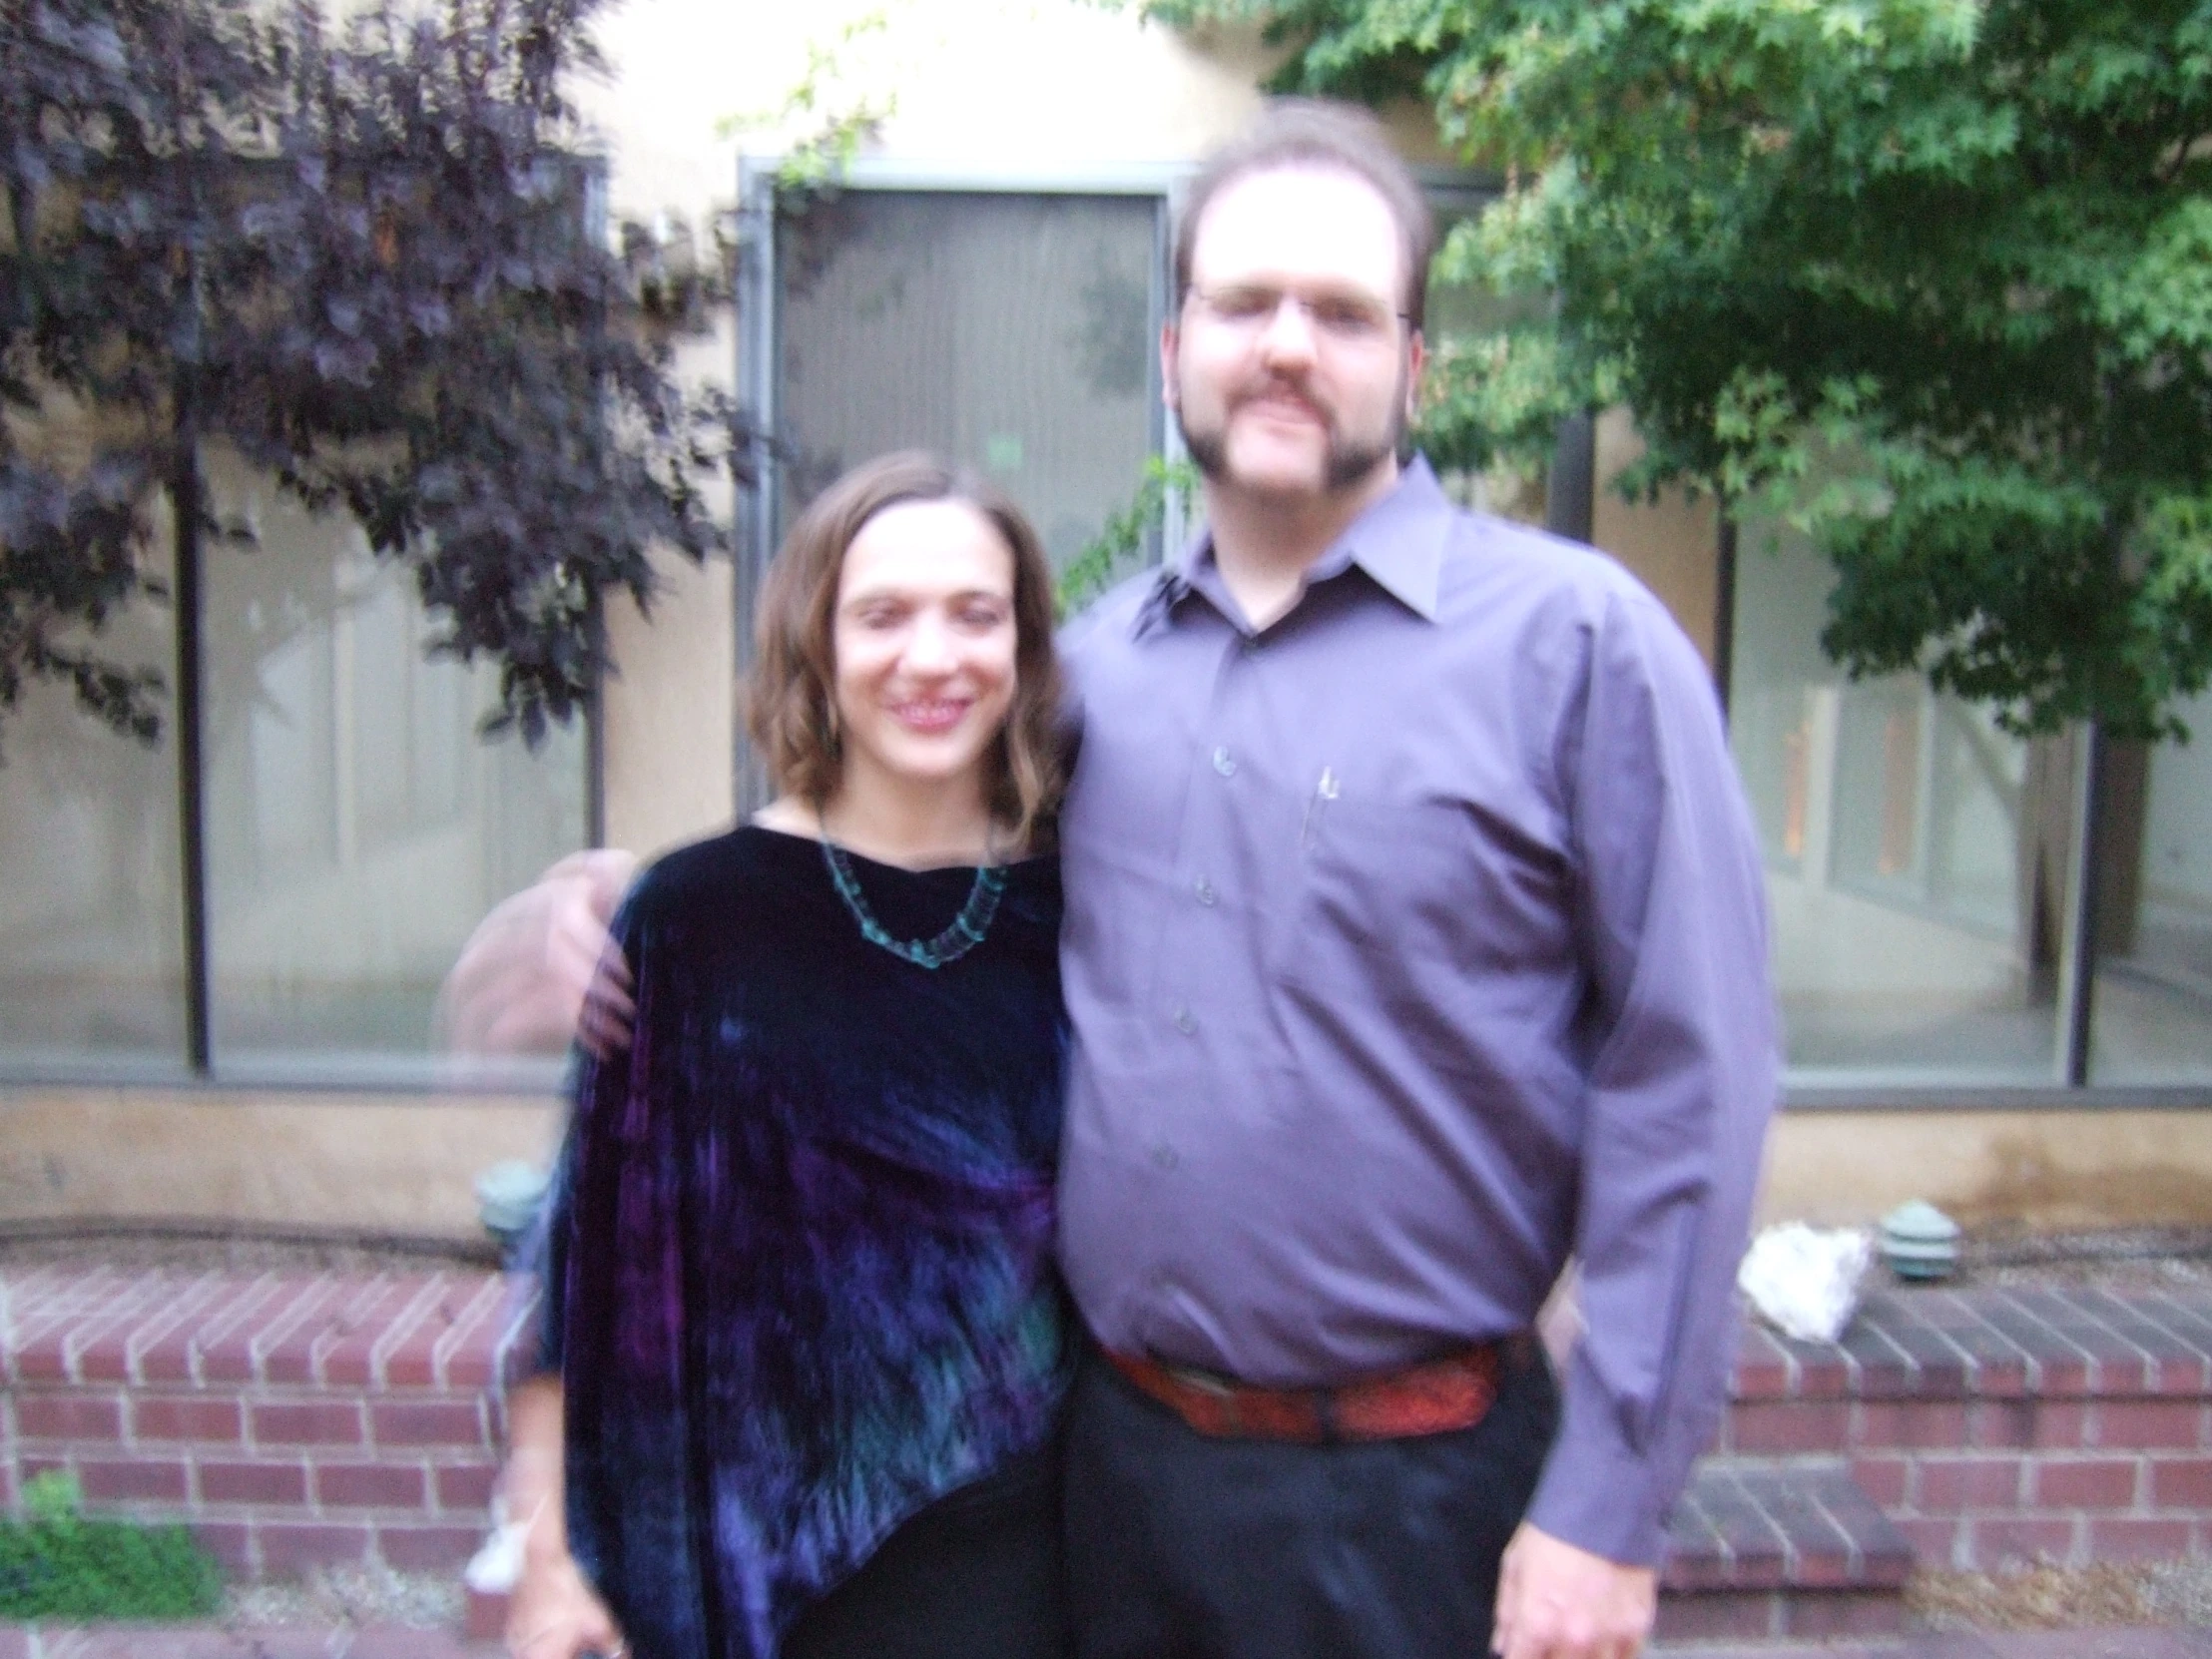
<box><xmin>223</xmin><ymin>1565</ymin><xmax>467</xmax><ymax>1631</ymax></box>
<box><xmin>0</xmin><ymin>1228</ymin><xmax>499</xmax><ymax>1277</ymax></box>
<box><xmin>1909</xmin><ymin>1561</ymin><xmax>2212</xmax><ymax>1630</ymax></box>
<box><xmin>1953</xmin><ymin>1225</ymin><xmax>2212</xmax><ymax>1291</ymax></box>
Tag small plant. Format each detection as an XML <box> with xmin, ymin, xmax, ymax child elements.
<box><xmin>0</xmin><ymin>1471</ymin><xmax>224</xmax><ymax>1621</ymax></box>
<box><xmin>1057</xmin><ymin>456</ymin><xmax>1202</xmax><ymax>621</ymax></box>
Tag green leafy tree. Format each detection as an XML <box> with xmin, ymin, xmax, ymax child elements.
<box><xmin>1146</xmin><ymin>0</ymin><xmax>2212</xmax><ymax>737</ymax></box>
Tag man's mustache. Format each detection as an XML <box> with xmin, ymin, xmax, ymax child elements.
<box><xmin>1228</xmin><ymin>376</ymin><xmax>1334</xmax><ymax>429</ymax></box>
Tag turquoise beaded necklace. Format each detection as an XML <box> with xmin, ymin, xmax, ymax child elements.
<box><xmin>818</xmin><ymin>817</ymin><xmax>1008</xmax><ymax>971</ymax></box>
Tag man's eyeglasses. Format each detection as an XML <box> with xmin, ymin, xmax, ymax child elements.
<box><xmin>1185</xmin><ymin>283</ymin><xmax>1409</xmax><ymax>345</ymax></box>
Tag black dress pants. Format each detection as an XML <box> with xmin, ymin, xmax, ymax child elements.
<box><xmin>1064</xmin><ymin>1343</ymin><xmax>1558</xmax><ymax>1659</ymax></box>
<box><xmin>783</xmin><ymin>1437</ymin><xmax>1069</xmax><ymax>1659</ymax></box>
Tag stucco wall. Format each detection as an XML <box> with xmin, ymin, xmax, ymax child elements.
<box><xmin>601</xmin><ymin>317</ymin><xmax>743</xmax><ymax>859</ymax></box>
<box><xmin>8</xmin><ymin>1091</ymin><xmax>2212</xmax><ymax>1242</ymax></box>
<box><xmin>1591</xmin><ymin>408</ymin><xmax>1724</xmax><ymax>668</ymax></box>
<box><xmin>1757</xmin><ymin>1110</ymin><xmax>2212</xmax><ymax>1234</ymax></box>
<box><xmin>581</xmin><ymin>0</ymin><xmax>1273</xmax><ymax>232</ymax></box>
<box><xmin>0</xmin><ymin>1089</ymin><xmax>561</xmax><ymax>1241</ymax></box>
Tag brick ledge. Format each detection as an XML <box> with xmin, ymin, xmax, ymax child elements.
<box><xmin>10</xmin><ymin>1269</ymin><xmax>2212</xmax><ymax>1589</ymax></box>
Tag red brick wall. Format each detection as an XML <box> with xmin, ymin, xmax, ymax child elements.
<box><xmin>3</xmin><ymin>1269</ymin><xmax>521</xmax><ymax>1580</ymax></box>
<box><xmin>11</xmin><ymin>1268</ymin><xmax>2212</xmax><ymax>1588</ymax></box>
<box><xmin>1719</xmin><ymin>1284</ymin><xmax>2212</xmax><ymax>1571</ymax></box>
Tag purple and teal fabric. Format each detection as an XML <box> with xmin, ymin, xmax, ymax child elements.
<box><xmin>532</xmin><ymin>826</ymin><xmax>1070</xmax><ymax>1659</ymax></box>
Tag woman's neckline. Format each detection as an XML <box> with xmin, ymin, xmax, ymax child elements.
<box><xmin>742</xmin><ymin>818</ymin><xmax>1047</xmax><ymax>875</ymax></box>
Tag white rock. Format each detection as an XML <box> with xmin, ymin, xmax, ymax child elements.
<box><xmin>1738</xmin><ymin>1222</ymin><xmax>1876</xmax><ymax>1345</ymax></box>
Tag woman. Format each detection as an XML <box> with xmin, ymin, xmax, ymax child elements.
<box><xmin>503</xmin><ymin>452</ymin><xmax>1072</xmax><ymax>1659</ymax></box>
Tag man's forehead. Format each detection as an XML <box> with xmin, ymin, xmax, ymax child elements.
<box><xmin>1188</xmin><ymin>165</ymin><xmax>1405</xmax><ymax>296</ymax></box>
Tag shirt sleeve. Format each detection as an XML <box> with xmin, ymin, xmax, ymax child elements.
<box><xmin>1522</xmin><ymin>584</ymin><xmax>1780</xmax><ymax>1566</ymax></box>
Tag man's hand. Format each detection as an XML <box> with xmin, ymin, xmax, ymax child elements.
<box><xmin>1492</xmin><ymin>1521</ymin><xmax>1656</xmax><ymax>1659</ymax></box>
<box><xmin>441</xmin><ymin>849</ymin><xmax>639</xmax><ymax>1059</ymax></box>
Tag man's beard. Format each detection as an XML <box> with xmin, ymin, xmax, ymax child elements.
<box><xmin>1176</xmin><ymin>369</ymin><xmax>1408</xmax><ymax>495</ymax></box>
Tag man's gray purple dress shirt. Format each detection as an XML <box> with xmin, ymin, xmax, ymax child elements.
<box><xmin>1054</xmin><ymin>457</ymin><xmax>1778</xmax><ymax>1567</ymax></box>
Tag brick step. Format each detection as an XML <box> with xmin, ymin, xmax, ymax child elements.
<box><xmin>1</xmin><ymin>1266</ymin><xmax>518</xmax><ymax>1580</ymax></box>
<box><xmin>1652</xmin><ymin>1457</ymin><xmax>1913</xmax><ymax>1648</ymax></box>
<box><xmin>1719</xmin><ymin>1282</ymin><xmax>2212</xmax><ymax>1571</ymax></box>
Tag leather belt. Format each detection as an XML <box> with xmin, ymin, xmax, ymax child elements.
<box><xmin>1105</xmin><ymin>1337</ymin><xmax>1531</xmax><ymax>1444</ymax></box>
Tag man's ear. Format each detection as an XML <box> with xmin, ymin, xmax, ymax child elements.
<box><xmin>1160</xmin><ymin>322</ymin><xmax>1181</xmax><ymax>413</ymax></box>
<box><xmin>1405</xmin><ymin>328</ymin><xmax>1427</xmax><ymax>422</ymax></box>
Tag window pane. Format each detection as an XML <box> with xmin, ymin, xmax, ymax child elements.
<box><xmin>201</xmin><ymin>452</ymin><xmax>585</xmax><ymax>1082</ymax></box>
<box><xmin>775</xmin><ymin>191</ymin><xmax>1158</xmax><ymax>568</ymax></box>
<box><xmin>2090</xmin><ymin>699</ymin><xmax>2212</xmax><ymax>1084</ymax></box>
<box><xmin>0</xmin><ymin>536</ymin><xmax>188</xmax><ymax>1077</ymax></box>
<box><xmin>1731</xmin><ymin>521</ymin><xmax>2068</xmax><ymax>1084</ymax></box>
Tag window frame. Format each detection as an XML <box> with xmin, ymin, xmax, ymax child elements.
<box><xmin>731</xmin><ymin>157</ymin><xmax>1186</xmax><ymax>811</ymax></box>
<box><xmin>0</xmin><ymin>471</ymin><xmax>597</xmax><ymax>1096</ymax></box>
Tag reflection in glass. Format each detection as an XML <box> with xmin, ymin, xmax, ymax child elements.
<box><xmin>775</xmin><ymin>191</ymin><xmax>1158</xmax><ymax>568</ymax></box>
<box><xmin>0</xmin><ymin>533</ymin><xmax>188</xmax><ymax>1076</ymax></box>
<box><xmin>2091</xmin><ymin>697</ymin><xmax>2212</xmax><ymax>1083</ymax></box>
<box><xmin>1731</xmin><ymin>522</ymin><xmax>2069</xmax><ymax>1083</ymax></box>
<box><xmin>201</xmin><ymin>451</ymin><xmax>585</xmax><ymax>1082</ymax></box>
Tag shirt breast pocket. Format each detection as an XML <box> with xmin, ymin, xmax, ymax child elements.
<box><xmin>1278</xmin><ymin>789</ymin><xmax>1569</xmax><ymax>993</ymax></box>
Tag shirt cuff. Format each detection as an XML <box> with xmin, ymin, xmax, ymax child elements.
<box><xmin>1523</xmin><ymin>1388</ymin><xmax>1680</xmax><ymax>1568</ymax></box>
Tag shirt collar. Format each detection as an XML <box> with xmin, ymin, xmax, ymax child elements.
<box><xmin>1151</xmin><ymin>455</ymin><xmax>1451</xmax><ymax>636</ymax></box>
<box><xmin>1327</xmin><ymin>454</ymin><xmax>1450</xmax><ymax>621</ymax></box>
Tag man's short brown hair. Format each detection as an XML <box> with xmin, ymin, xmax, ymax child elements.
<box><xmin>1175</xmin><ymin>99</ymin><xmax>1436</xmax><ymax>331</ymax></box>
<box><xmin>747</xmin><ymin>452</ymin><xmax>1065</xmax><ymax>848</ymax></box>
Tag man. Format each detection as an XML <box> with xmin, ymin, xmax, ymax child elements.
<box><xmin>1050</xmin><ymin>102</ymin><xmax>1776</xmax><ymax>1659</ymax></box>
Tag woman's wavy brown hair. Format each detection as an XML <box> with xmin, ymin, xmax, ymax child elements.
<box><xmin>747</xmin><ymin>452</ymin><xmax>1065</xmax><ymax>849</ymax></box>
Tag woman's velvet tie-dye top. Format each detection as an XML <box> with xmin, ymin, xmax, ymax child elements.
<box><xmin>532</xmin><ymin>826</ymin><xmax>1071</xmax><ymax>1659</ymax></box>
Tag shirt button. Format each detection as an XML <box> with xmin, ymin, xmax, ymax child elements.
<box><xmin>1240</xmin><ymin>636</ymin><xmax>1261</xmax><ymax>657</ymax></box>
<box><xmin>1172</xmin><ymin>1004</ymin><xmax>1196</xmax><ymax>1034</ymax></box>
<box><xmin>1212</xmin><ymin>747</ymin><xmax>1237</xmax><ymax>778</ymax></box>
<box><xmin>1193</xmin><ymin>877</ymin><xmax>1216</xmax><ymax>906</ymax></box>
<box><xmin>1150</xmin><ymin>1143</ymin><xmax>1179</xmax><ymax>1171</ymax></box>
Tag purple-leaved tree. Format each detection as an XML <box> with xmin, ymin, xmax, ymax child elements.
<box><xmin>0</xmin><ymin>0</ymin><xmax>734</xmax><ymax>756</ymax></box>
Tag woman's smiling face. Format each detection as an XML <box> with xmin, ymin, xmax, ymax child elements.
<box><xmin>830</xmin><ymin>497</ymin><xmax>1020</xmax><ymax>802</ymax></box>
